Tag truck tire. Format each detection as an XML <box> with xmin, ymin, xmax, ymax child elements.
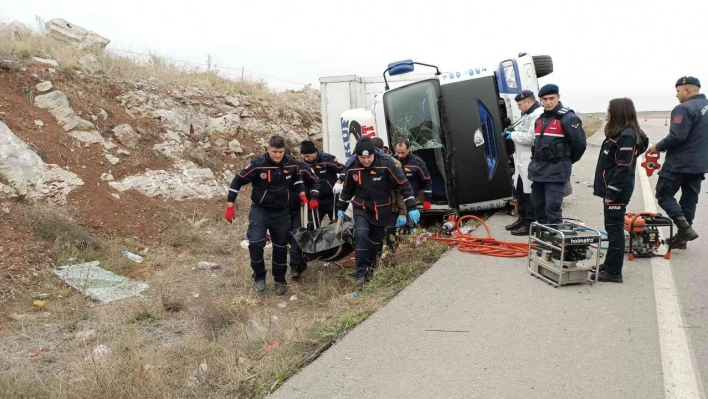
<box><xmin>532</xmin><ymin>55</ymin><xmax>553</xmax><ymax>78</ymax></box>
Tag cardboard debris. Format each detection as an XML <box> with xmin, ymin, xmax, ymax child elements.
<box><xmin>54</xmin><ymin>261</ymin><xmax>149</xmax><ymax>303</ymax></box>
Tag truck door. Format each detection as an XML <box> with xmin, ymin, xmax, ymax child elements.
<box><xmin>440</xmin><ymin>74</ymin><xmax>513</xmax><ymax>211</ymax></box>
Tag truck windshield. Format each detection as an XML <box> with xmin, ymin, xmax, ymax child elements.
<box><xmin>383</xmin><ymin>80</ymin><xmax>443</xmax><ymax>151</ymax></box>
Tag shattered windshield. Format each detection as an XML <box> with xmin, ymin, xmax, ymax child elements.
<box><xmin>383</xmin><ymin>80</ymin><xmax>443</xmax><ymax>151</ymax></box>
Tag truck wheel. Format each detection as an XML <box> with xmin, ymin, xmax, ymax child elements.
<box><xmin>532</xmin><ymin>55</ymin><xmax>553</xmax><ymax>78</ymax></box>
<box><xmin>564</xmin><ymin>181</ymin><xmax>573</xmax><ymax>197</ymax></box>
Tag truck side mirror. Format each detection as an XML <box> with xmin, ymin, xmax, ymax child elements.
<box><xmin>388</xmin><ymin>60</ymin><xmax>415</xmax><ymax>76</ymax></box>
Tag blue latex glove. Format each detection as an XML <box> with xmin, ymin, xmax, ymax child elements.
<box><xmin>408</xmin><ymin>209</ymin><xmax>421</xmax><ymax>224</ymax></box>
<box><xmin>337</xmin><ymin>210</ymin><xmax>346</xmax><ymax>219</ymax></box>
<box><xmin>395</xmin><ymin>215</ymin><xmax>407</xmax><ymax>228</ymax></box>
<box><xmin>503</xmin><ymin>129</ymin><xmax>513</xmax><ymax>140</ymax></box>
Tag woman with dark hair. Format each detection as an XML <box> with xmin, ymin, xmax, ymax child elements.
<box><xmin>593</xmin><ymin>98</ymin><xmax>648</xmax><ymax>283</ymax></box>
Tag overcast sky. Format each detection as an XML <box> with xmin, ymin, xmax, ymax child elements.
<box><xmin>3</xmin><ymin>0</ymin><xmax>707</xmax><ymax>112</ymax></box>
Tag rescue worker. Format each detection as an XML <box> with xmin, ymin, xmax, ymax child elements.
<box><xmin>225</xmin><ymin>135</ymin><xmax>307</xmax><ymax>295</ymax></box>
<box><xmin>299</xmin><ymin>140</ymin><xmax>344</xmax><ymax>223</ymax></box>
<box><xmin>593</xmin><ymin>98</ymin><xmax>647</xmax><ymax>283</ymax></box>
<box><xmin>372</xmin><ymin>137</ymin><xmax>408</xmax><ymax>252</ymax></box>
<box><xmin>395</xmin><ymin>138</ymin><xmax>433</xmax><ymax>211</ymax></box>
<box><xmin>503</xmin><ymin>90</ymin><xmax>542</xmax><ymax>235</ymax></box>
<box><xmin>332</xmin><ymin>145</ymin><xmax>387</xmax><ymax>195</ymax></box>
<box><xmin>649</xmin><ymin>76</ymin><xmax>708</xmax><ymax>249</ymax></box>
<box><xmin>336</xmin><ymin>137</ymin><xmax>420</xmax><ymax>285</ymax></box>
<box><xmin>528</xmin><ymin>84</ymin><xmax>587</xmax><ymax>225</ymax></box>
<box><xmin>288</xmin><ymin>155</ymin><xmax>321</xmax><ymax>281</ymax></box>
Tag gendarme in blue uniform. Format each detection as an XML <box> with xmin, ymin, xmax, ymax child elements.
<box><xmin>654</xmin><ymin>76</ymin><xmax>708</xmax><ymax>247</ymax></box>
<box><xmin>528</xmin><ymin>84</ymin><xmax>587</xmax><ymax>225</ymax></box>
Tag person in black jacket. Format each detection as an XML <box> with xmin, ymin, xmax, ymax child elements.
<box><xmin>394</xmin><ymin>138</ymin><xmax>433</xmax><ymax>211</ymax></box>
<box><xmin>528</xmin><ymin>84</ymin><xmax>587</xmax><ymax>225</ymax></box>
<box><xmin>648</xmin><ymin>76</ymin><xmax>708</xmax><ymax>249</ymax></box>
<box><xmin>300</xmin><ymin>140</ymin><xmax>344</xmax><ymax>223</ymax></box>
<box><xmin>337</xmin><ymin>137</ymin><xmax>421</xmax><ymax>285</ymax></box>
<box><xmin>593</xmin><ymin>98</ymin><xmax>647</xmax><ymax>283</ymax></box>
<box><xmin>225</xmin><ymin>136</ymin><xmax>307</xmax><ymax>295</ymax></box>
<box><xmin>287</xmin><ymin>156</ymin><xmax>321</xmax><ymax>281</ymax></box>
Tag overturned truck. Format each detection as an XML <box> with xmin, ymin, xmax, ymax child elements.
<box><xmin>319</xmin><ymin>53</ymin><xmax>558</xmax><ymax>217</ymax></box>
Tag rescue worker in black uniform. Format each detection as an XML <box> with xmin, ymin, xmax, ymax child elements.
<box><xmin>299</xmin><ymin>140</ymin><xmax>344</xmax><ymax>223</ymax></box>
<box><xmin>288</xmin><ymin>155</ymin><xmax>321</xmax><ymax>281</ymax></box>
<box><xmin>395</xmin><ymin>138</ymin><xmax>433</xmax><ymax>211</ymax></box>
<box><xmin>649</xmin><ymin>76</ymin><xmax>708</xmax><ymax>249</ymax></box>
<box><xmin>225</xmin><ymin>136</ymin><xmax>307</xmax><ymax>295</ymax></box>
<box><xmin>528</xmin><ymin>84</ymin><xmax>587</xmax><ymax>225</ymax></box>
<box><xmin>332</xmin><ymin>146</ymin><xmax>387</xmax><ymax>196</ymax></box>
<box><xmin>372</xmin><ymin>137</ymin><xmax>408</xmax><ymax>252</ymax></box>
<box><xmin>336</xmin><ymin>137</ymin><xmax>420</xmax><ymax>285</ymax></box>
<box><xmin>593</xmin><ymin>98</ymin><xmax>648</xmax><ymax>283</ymax></box>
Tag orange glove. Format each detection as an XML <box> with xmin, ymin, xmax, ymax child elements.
<box><xmin>225</xmin><ymin>206</ymin><xmax>235</xmax><ymax>223</ymax></box>
<box><xmin>309</xmin><ymin>199</ymin><xmax>319</xmax><ymax>209</ymax></box>
<box><xmin>423</xmin><ymin>201</ymin><xmax>431</xmax><ymax>211</ymax></box>
<box><xmin>300</xmin><ymin>193</ymin><xmax>308</xmax><ymax>207</ymax></box>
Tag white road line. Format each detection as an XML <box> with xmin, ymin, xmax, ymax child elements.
<box><xmin>638</xmin><ymin>159</ymin><xmax>703</xmax><ymax>399</ymax></box>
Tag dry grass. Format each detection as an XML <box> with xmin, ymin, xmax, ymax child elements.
<box><xmin>1</xmin><ymin>202</ymin><xmax>449</xmax><ymax>399</ymax></box>
<box><xmin>21</xmin><ymin>204</ymin><xmax>106</xmax><ymax>265</ymax></box>
<box><xmin>100</xmin><ymin>52</ymin><xmax>275</xmax><ymax>99</ymax></box>
<box><xmin>579</xmin><ymin>114</ymin><xmax>605</xmax><ymax>138</ymax></box>
<box><xmin>0</xmin><ymin>26</ymin><xmax>277</xmax><ymax>100</ymax></box>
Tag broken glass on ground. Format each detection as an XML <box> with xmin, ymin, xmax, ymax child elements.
<box><xmin>54</xmin><ymin>261</ymin><xmax>149</xmax><ymax>303</ymax></box>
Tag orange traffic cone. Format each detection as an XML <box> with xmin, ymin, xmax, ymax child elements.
<box><xmin>664</xmin><ymin>118</ymin><xmax>668</xmax><ymax>126</ymax></box>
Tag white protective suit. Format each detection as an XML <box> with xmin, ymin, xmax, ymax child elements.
<box><xmin>510</xmin><ymin>104</ymin><xmax>544</xmax><ymax>193</ymax></box>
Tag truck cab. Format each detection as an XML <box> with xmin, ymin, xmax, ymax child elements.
<box><xmin>321</xmin><ymin>53</ymin><xmax>553</xmax><ymax>214</ymax></box>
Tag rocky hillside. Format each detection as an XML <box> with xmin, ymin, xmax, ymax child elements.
<box><xmin>0</xmin><ymin>18</ymin><xmax>321</xmax><ymax>299</ymax></box>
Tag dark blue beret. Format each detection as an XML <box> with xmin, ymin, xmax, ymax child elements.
<box><xmin>514</xmin><ymin>90</ymin><xmax>535</xmax><ymax>102</ymax></box>
<box><xmin>538</xmin><ymin>84</ymin><xmax>559</xmax><ymax>97</ymax></box>
<box><xmin>676</xmin><ymin>76</ymin><xmax>700</xmax><ymax>88</ymax></box>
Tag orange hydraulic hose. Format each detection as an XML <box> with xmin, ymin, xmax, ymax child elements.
<box><xmin>335</xmin><ymin>215</ymin><xmax>530</xmax><ymax>269</ymax></box>
<box><xmin>431</xmin><ymin>215</ymin><xmax>529</xmax><ymax>258</ymax></box>
<box><xmin>335</xmin><ymin>256</ymin><xmax>356</xmax><ymax>269</ymax></box>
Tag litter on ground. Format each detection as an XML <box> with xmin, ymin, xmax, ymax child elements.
<box><xmin>54</xmin><ymin>261</ymin><xmax>149</xmax><ymax>303</ymax></box>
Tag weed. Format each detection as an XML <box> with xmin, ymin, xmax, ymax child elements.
<box><xmin>133</xmin><ymin>308</ymin><xmax>160</xmax><ymax>325</ymax></box>
<box><xmin>0</xmin><ymin>373</ymin><xmax>51</xmax><ymax>399</ymax></box>
<box><xmin>312</xmin><ymin>312</ymin><xmax>369</xmax><ymax>339</ymax></box>
<box><xmin>23</xmin><ymin>204</ymin><xmax>104</xmax><ymax>264</ymax></box>
<box><xmin>199</xmin><ymin>299</ymin><xmax>248</xmax><ymax>341</ymax></box>
<box><xmin>161</xmin><ymin>291</ymin><xmax>184</xmax><ymax>313</ymax></box>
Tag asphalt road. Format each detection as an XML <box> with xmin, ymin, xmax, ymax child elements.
<box><xmin>269</xmin><ymin>119</ymin><xmax>706</xmax><ymax>399</ymax></box>
<box><xmin>642</xmin><ymin>118</ymin><xmax>708</xmax><ymax>396</ymax></box>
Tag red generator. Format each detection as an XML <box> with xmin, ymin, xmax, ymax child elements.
<box><xmin>624</xmin><ymin>213</ymin><xmax>673</xmax><ymax>260</ymax></box>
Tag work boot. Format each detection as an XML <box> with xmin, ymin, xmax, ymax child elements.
<box><xmin>290</xmin><ymin>263</ymin><xmax>305</xmax><ymax>281</ymax></box>
<box><xmin>510</xmin><ymin>221</ymin><xmax>532</xmax><ymax>236</ymax></box>
<box><xmin>505</xmin><ymin>217</ymin><xmax>524</xmax><ymax>231</ymax></box>
<box><xmin>597</xmin><ymin>270</ymin><xmax>623</xmax><ymax>283</ymax></box>
<box><xmin>672</xmin><ymin>217</ymin><xmax>698</xmax><ymax>245</ymax></box>
<box><xmin>255</xmin><ymin>279</ymin><xmax>266</xmax><ymax>292</ymax></box>
<box><xmin>356</xmin><ymin>276</ymin><xmax>367</xmax><ymax>286</ymax></box>
<box><xmin>671</xmin><ymin>241</ymin><xmax>688</xmax><ymax>250</ymax></box>
<box><xmin>275</xmin><ymin>283</ymin><xmax>288</xmax><ymax>296</ymax></box>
